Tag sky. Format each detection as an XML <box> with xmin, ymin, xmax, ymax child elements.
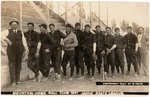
<box><xmin>83</xmin><ymin>2</ymin><xmax>149</xmax><ymax>27</ymax></box>
<box><xmin>107</xmin><ymin>2</ymin><xmax>149</xmax><ymax>27</ymax></box>
<box><xmin>39</xmin><ymin>1</ymin><xmax>149</xmax><ymax>28</ymax></box>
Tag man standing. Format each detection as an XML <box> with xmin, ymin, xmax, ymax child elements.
<box><xmin>82</xmin><ymin>24</ymin><xmax>96</xmax><ymax>80</ymax></box>
<box><xmin>137</xmin><ymin>27</ymin><xmax>148</xmax><ymax>76</ymax></box>
<box><xmin>48</xmin><ymin>23</ymin><xmax>66</xmax><ymax>82</ymax></box>
<box><xmin>114</xmin><ymin>28</ymin><xmax>125</xmax><ymax>77</ymax></box>
<box><xmin>124</xmin><ymin>26</ymin><xmax>139</xmax><ymax>76</ymax></box>
<box><xmin>104</xmin><ymin>27</ymin><xmax>116</xmax><ymax>78</ymax></box>
<box><xmin>95</xmin><ymin>25</ymin><xmax>105</xmax><ymax>75</ymax></box>
<box><xmin>39</xmin><ymin>24</ymin><xmax>53</xmax><ymax>81</ymax></box>
<box><xmin>24</xmin><ymin>22</ymin><xmax>41</xmax><ymax>82</ymax></box>
<box><xmin>62</xmin><ymin>24</ymin><xmax>78</xmax><ymax>81</ymax></box>
<box><xmin>74</xmin><ymin>22</ymin><xmax>85</xmax><ymax>80</ymax></box>
<box><xmin>1</xmin><ymin>20</ymin><xmax>28</xmax><ymax>86</ymax></box>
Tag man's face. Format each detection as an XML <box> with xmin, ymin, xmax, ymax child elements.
<box><xmin>11</xmin><ymin>22</ymin><xmax>18</xmax><ymax>30</ymax></box>
<box><xmin>138</xmin><ymin>28</ymin><xmax>144</xmax><ymax>34</ymax></box>
<box><xmin>96</xmin><ymin>27</ymin><xmax>101</xmax><ymax>33</ymax></box>
<box><xmin>75</xmin><ymin>25</ymin><xmax>80</xmax><ymax>30</ymax></box>
<box><xmin>127</xmin><ymin>28</ymin><xmax>132</xmax><ymax>33</ymax></box>
<box><xmin>40</xmin><ymin>27</ymin><xmax>46</xmax><ymax>33</ymax></box>
<box><xmin>49</xmin><ymin>26</ymin><xmax>55</xmax><ymax>32</ymax></box>
<box><xmin>115</xmin><ymin>29</ymin><xmax>120</xmax><ymax>35</ymax></box>
<box><xmin>66</xmin><ymin>27</ymin><xmax>71</xmax><ymax>34</ymax></box>
<box><xmin>85</xmin><ymin>27</ymin><xmax>90</xmax><ymax>33</ymax></box>
<box><xmin>28</xmin><ymin>24</ymin><xmax>34</xmax><ymax>31</ymax></box>
<box><xmin>106</xmin><ymin>28</ymin><xmax>111</xmax><ymax>35</ymax></box>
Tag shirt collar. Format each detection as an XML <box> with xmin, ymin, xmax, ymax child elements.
<box><xmin>13</xmin><ymin>29</ymin><xmax>17</xmax><ymax>32</ymax></box>
<box><xmin>66</xmin><ymin>31</ymin><xmax>72</xmax><ymax>35</ymax></box>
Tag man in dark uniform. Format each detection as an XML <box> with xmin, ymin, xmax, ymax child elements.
<box><xmin>39</xmin><ymin>24</ymin><xmax>53</xmax><ymax>81</ymax></box>
<box><xmin>82</xmin><ymin>24</ymin><xmax>96</xmax><ymax>80</ymax></box>
<box><xmin>24</xmin><ymin>22</ymin><xmax>41</xmax><ymax>82</ymax></box>
<box><xmin>61</xmin><ymin>24</ymin><xmax>78</xmax><ymax>81</ymax></box>
<box><xmin>95</xmin><ymin>25</ymin><xmax>105</xmax><ymax>75</ymax></box>
<box><xmin>48</xmin><ymin>23</ymin><xmax>66</xmax><ymax>82</ymax></box>
<box><xmin>124</xmin><ymin>26</ymin><xmax>139</xmax><ymax>76</ymax></box>
<box><xmin>2</xmin><ymin>20</ymin><xmax>28</xmax><ymax>86</ymax></box>
<box><xmin>104</xmin><ymin>27</ymin><xmax>116</xmax><ymax>79</ymax></box>
<box><xmin>74</xmin><ymin>22</ymin><xmax>85</xmax><ymax>80</ymax></box>
<box><xmin>114</xmin><ymin>28</ymin><xmax>125</xmax><ymax>77</ymax></box>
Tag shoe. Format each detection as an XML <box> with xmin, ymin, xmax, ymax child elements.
<box><xmin>87</xmin><ymin>74</ymin><xmax>90</xmax><ymax>78</ymax></box>
<box><xmin>68</xmin><ymin>77</ymin><xmax>73</xmax><ymax>81</ymax></box>
<box><xmin>116</xmin><ymin>73</ymin><xmax>120</xmax><ymax>77</ymax></box>
<box><xmin>42</xmin><ymin>77</ymin><xmax>48</xmax><ymax>82</ymax></box>
<box><xmin>37</xmin><ymin>76</ymin><xmax>42</xmax><ymax>83</ymax></box>
<box><xmin>89</xmin><ymin>76</ymin><xmax>95</xmax><ymax>80</ymax></box>
<box><xmin>17</xmin><ymin>81</ymin><xmax>23</xmax><ymax>84</ymax></box>
<box><xmin>77</xmin><ymin>76</ymin><xmax>84</xmax><ymax>80</ymax></box>
<box><xmin>55</xmin><ymin>73</ymin><xmax>58</xmax><ymax>77</ymax></box>
<box><xmin>122</xmin><ymin>74</ymin><xmax>126</xmax><ymax>78</ymax></box>
<box><xmin>12</xmin><ymin>83</ymin><xmax>17</xmax><ymax>86</ymax></box>
<box><xmin>126</xmin><ymin>71</ymin><xmax>130</xmax><ymax>75</ymax></box>
<box><xmin>104</xmin><ymin>72</ymin><xmax>108</xmax><ymax>80</ymax></box>
<box><xmin>55</xmin><ymin>75</ymin><xmax>62</xmax><ymax>82</ymax></box>
<box><xmin>134</xmin><ymin>73</ymin><xmax>138</xmax><ymax>77</ymax></box>
<box><xmin>74</xmin><ymin>74</ymin><xmax>79</xmax><ymax>78</ymax></box>
<box><xmin>33</xmin><ymin>77</ymin><xmax>38</xmax><ymax>82</ymax></box>
<box><xmin>37</xmin><ymin>71</ymin><xmax>42</xmax><ymax>83</ymax></box>
<box><xmin>105</xmin><ymin>77</ymin><xmax>108</xmax><ymax>80</ymax></box>
<box><xmin>111</xmin><ymin>73</ymin><xmax>115</xmax><ymax>78</ymax></box>
<box><xmin>55</xmin><ymin>78</ymin><xmax>61</xmax><ymax>82</ymax></box>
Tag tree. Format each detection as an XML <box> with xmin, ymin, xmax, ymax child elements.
<box><xmin>111</xmin><ymin>20</ymin><xmax>117</xmax><ymax>32</ymax></box>
<box><xmin>145</xmin><ymin>26</ymin><xmax>149</xmax><ymax>35</ymax></box>
<box><xmin>132</xmin><ymin>22</ymin><xmax>139</xmax><ymax>34</ymax></box>
<box><xmin>120</xmin><ymin>20</ymin><xmax>129</xmax><ymax>33</ymax></box>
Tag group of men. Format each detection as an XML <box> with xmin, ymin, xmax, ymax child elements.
<box><xmin>1</xmin><ymin>20</ymin><xmax>148</xmax><ymax>86</ymax></box>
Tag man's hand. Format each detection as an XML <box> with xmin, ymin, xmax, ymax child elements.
<box><xmin>101</xmin><ymin>50</ymin><xmax>105</xmax><ymax>55</ymax></box>
<box><xmin>133</xmin><ymin>50</ymin><xmax>138</xmax><ymax>56</ymax></box>
<box><xmin>123</xmin><ymin>49</ymin><xmax>125</xmax><ymax>52</ymax></box>
<box><xmin>35</xmin><ymin>52</ymin><xmax>39</xmax><ymax>58</ymax></box>
<box><xmin>4</xmin><ymin>39</ymin><xmax>12</xmax><ymax>46</ymax></box>
<box><xmin>106</xmin><ymin>48</ymin><xmax>111</xmax><ymax>54</ymax></box>
<box><xmin>45</xmin><ymin>49</ymin><xmax>50</xmax><ymax>53</ymax></box>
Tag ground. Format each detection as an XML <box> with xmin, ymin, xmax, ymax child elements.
<box><xmin>2</xmin><ymin>64</ymin><xmax>149</xmax><ymax>93</ymax></box>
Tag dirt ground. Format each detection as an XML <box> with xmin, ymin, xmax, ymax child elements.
<box><xmin>2</xmin><ymin>65</ymin><xmax>149</xmax><ymax>93</ymax></box>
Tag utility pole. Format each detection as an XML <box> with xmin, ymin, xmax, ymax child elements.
<box><xmin>20</xmin><ymin>1</ymin><xmax>22</xmax><ymax>30</ymax></box>
<box><xmin>98</xmin><ymin>2</ymin><xmax>101</xmax><ymax>25</ymax></box>
<box><xmin>90</xmin><ymin>2</ymin><xmax>92</xmax><ymax>28</ymax></box>
<box><xmin>106</xmin><ymin>1</ymin><xmax>108</xmax><ymax>26</ymax></box>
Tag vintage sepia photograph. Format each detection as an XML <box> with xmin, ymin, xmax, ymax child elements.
<box><xmin>1</xmin><ymin>0</ymin><xmax>149</xmax><ymax>95</ymax></box>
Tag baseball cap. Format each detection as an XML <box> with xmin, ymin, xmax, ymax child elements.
<box><xmin>39</xmin><ymin>24</ymin><xmax>47</xmax><ymax>29</ymax></box>
<box><xmin>65</xmin><ymin>24</ymin><xmax>72</xmax><ymax>28</ymax></box>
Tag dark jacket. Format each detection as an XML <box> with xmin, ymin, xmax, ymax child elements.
<box><xmin>24</xmin><ymin>30</ymin><xmax>39</xmax><ymax>54</ymax></box>
<box><xmin>95</xmin><ymin>31</ymin><xmax>105</xmax><ymax>52</ymax></box>
<box><xmin>74</xmin><ymin>29</ymin><xmax>85</xmax><ymax>50</ymax></box>
<box><xmin>82</xmin><ymin>31</ymin><xmax>96</xmax><ymax>50</ymax></box>
<box><xmin>115</xmin><ymin>34</ymin><xmax>125</xmax><ymax>50</ymax></box>
<box><xmin>104</xmin><ymin>34</ymin><xmax>116</xmax><ymax>49</ymax></box>
<box><xmin>124</xmin><ymin>32</ymin><xmax>138</xmax><ymax>49</ymax></box>
<box><xmin>49</xmin><ymin>30</ymin><xmax>66</xmax><ymax>49</ymax></box>
<box><xmin>7</xmin><ymin>29</ymin><xmax>24</xmax><ymax>53</ymax></box>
